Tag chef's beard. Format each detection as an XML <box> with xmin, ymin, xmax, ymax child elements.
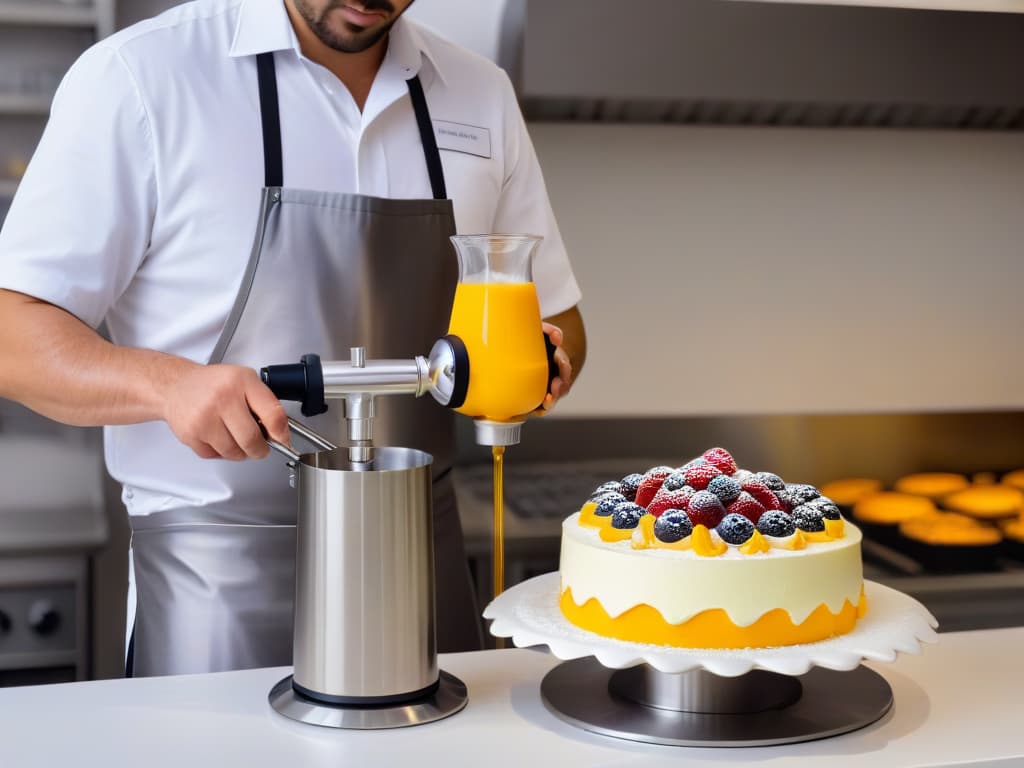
<box><xmin>291</xmin><ymin>0</ymin><xmax>409</xmax><ymax>54</ymax></box>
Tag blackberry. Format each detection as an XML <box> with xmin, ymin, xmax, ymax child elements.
<box><xmin>591</xmin><ymin>481</ymin><xmax>623</xmax><ymax>499</ymax></box>
<box><xmin>594</xmin><ymin>492</ymin><xmax>627</xmax><ymax>517</ymax></box>
<box><xmin>717</xmin><ymin>513</ymin><xmax>755</xmax><ymax>545</ymax></box>
<box><xmin>792</xmin><ymin>504</ymin><xmax>826</xmax><ymax>532</ymax></box>
<box><xmin>707</xmin><ymin>475</ymin><xmax>742</xmax><ymax>504</ymax></box>
<box><xmin>757</xmin><ymin>510</ymin><xmax>796</xmax><ymax>538</ymax></box>
<box><xmin>662</xmin><ymin>472</ymin><xmax>689</xmax><ymax>492</ymax></box>
<box><xmin>786</xmin><ymin>483</ymin><xmax>821</xmax><ymax>506</ymax></box>
<box><xmin>806</xmin><ymin>496</ymin><xmax>841</xmax><ymax>520</ymax></box>
<box><xmin>619</xmin><ymin>473</ymin><xmax>644</xmax><ymax>501</ymax></box>
<box><xmin>611</xmin><ymin>502</ymin><xmax>645</xmax><ymax>529</ymax></box>
<box><xmin>755</xmin><ymin>472</ymin><xmax>786</xmax><ymax>491</ymax></box>
<box><xmin>653</xmin><ymin>509</ymin><xmax>693</xmax><ymax>543</ymax></box>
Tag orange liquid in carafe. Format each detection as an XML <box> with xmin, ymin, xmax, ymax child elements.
<box><xmin>447</xmin><ymin>282</ymin><xmax>549</xmax><ymax>421</ymax></box>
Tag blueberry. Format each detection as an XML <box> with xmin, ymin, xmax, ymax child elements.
<box><xmin>755</xmin><ymin>472</ymin><xmax>786</xmax><ymax>491</ymax></box>
<box><xmin>662</xmin><ymin>472</ymin><xmax>689</xmax><ymax>492</ymax></box>
<box><xmin>678</xmin><ymin>457</ymin><xmax>706</xmax><ymax>471</ymax></box>
<box><xmin>757</xmin><ymin>510</ymin><xmax>796</xmax><ymax>538</ymax></box>
<box><xmin>707</xmin><ymin>475</ymin><xmax>742</xmax><ymax>504</ymax></box>
<box><xmin>786</xmin><ymin>483</ymin><xmax>821</xmax><ymax>506</ymax></box>
<box><xmin>611</xmin><ymin>502</ymin><xmax>645</xmax><ymax>529</ymax></box>
<box><xmin>619</xmin><ymin>473</ymin><xmax>644</xmax><ymax>501</ymax></box>
<box><xmin>593</xmin><ymin>492</ymin><xmax>626</xmax><ymax>517</ymax></box>
<box><xmin>792</xmin><ymin>504</ymin><xmax>826</xmax><ymax>532</ymax></box>
<box><xmin>591</xmin><ymin>481</ymin><xmax>623</xmax><ymax>499</ymax></box>
<box><xmin>805</xmin><ymin>496</ymin><xmax>841</xmax><ymax>520</ymax></box>
<box><xmin>653</xmin><ymin>509</ymin><xmax>693</xmax><ymax>543</ymax></box>
<box><xmin>717</xmin><ymin>513</ymin><xmax>755</xmax><ymax>545</ymax></box>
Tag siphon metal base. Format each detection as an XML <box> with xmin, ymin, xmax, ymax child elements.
<box><xmin>541</xmin><ymin>658</ymin><xmax>893</xmax><ymax>747</ymax></box>
<box><xmin>269</xmin><ymin>670</ymin><xmax>468</xmax><ymax>730</ymax></box>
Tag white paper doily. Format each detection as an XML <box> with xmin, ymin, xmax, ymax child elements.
<box><xmin>483</xmin><ymin>573</ymin><xmax>938</xmax><ymax>677</ymax></box>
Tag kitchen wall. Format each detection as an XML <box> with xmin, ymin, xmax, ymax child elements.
<box><xmin>531</xmin><ymin>123</ymin><xmax>1024</xmax><ymax>417</ymax></box>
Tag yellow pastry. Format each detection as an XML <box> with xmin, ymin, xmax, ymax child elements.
<box><xmin>852</xmin><ymin>492</ymin><xmax>937</xmax><ymax>525</ymax></box>
<box><xmin>893</xmin><ymin>472</ymin><xmax>969</xmax><ymax>501</ymax></box>
<box><xmin>819</xmin><ymin>478</ymin><xmax>883</xmax><ymax>507</ymax></box>
<box><xmin>942</xmin><ymin>485</ymin><xmax>1024</xmax><ymax>520</ymax></box>
<box><xmin>899</xmin><ymin>513</ymin><xmax>1002</xmax><ymax>546</ymax></box>
<box><xmin>1000</xmin><ymin>470</ymin><xmax>1024</xmax><ymax>492</ymax></box>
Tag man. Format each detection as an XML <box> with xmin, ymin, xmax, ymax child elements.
<box><xmin>0</xmin><ymin>0</ymin><xmax>585</xmax><ymax>677</ymax></box>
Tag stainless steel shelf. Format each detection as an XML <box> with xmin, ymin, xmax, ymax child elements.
<box><xmin>0</xmin><ymin>93</ymin><xmax>51</xmax><ymax>116</ymax></box>
<box><xmin>0</xmin><ymin>2</ymin><xmax>98</xmax><ymax>27</ymax></box>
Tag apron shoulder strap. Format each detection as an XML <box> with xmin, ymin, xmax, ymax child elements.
<box><xmin>406</xmin><ymin>75</ymin><xmax>447</xmax><ymax>201</ymax></box>
<box><xmin>256</xmin><ymin>52</ymin><xmax>284</xmax><ymax>189</ymax></box>
<box><xmin>255</xmin><ymin>54</ymin><xmax>446</xmax><ymax>200</ymax></box>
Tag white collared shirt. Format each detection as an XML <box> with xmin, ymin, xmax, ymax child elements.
<box><xmin>0</xmin><ymin>0</ymin><xmax>581</xmax><ymax>361</ymax></box>
<box><xmin>0</xmin><ymin>0</ymin><xmax>581</xmax><ymax>516</ymax></box>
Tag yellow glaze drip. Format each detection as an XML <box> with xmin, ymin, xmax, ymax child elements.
<box><xmin>803</xmin><ymin>530</ymin><xmax>835</xmax><ymax>544</ymax></box>
<box><xmin>578</xmin><ymin>502</ymin><xmax>603</xmax><ymax>529</ymax></box>
<box><xmin>777</xmin><ymin>530</ymin><xmax>808</xmax><ymax>550</ymax></box>
<box><xmin>560</xmin><ymin>587</ymin><xmax>868</xmax><ymax>649</ymax></box>
<box><xmin>825</xmin><ymin>518</ymin><xmax>845</xmax><ymax>538</ymax></box>
<box><xmin>739</xmin><ymin>530</ymin><xmax>770</xmax><ymax>555</ymax></box>
<box><xmin>632</xmin><ymin>514</ymin><xmax>657</xmax><ymax>549</ymax></box>
<box><xmin>599</xmin><ymin>526</ymin><xmax>635</xmax><ymax>543</ymax></box>
<box><xmin>691</xmin><ymin>525</ymin><xmax>728</xmax><ymax>557</ymax></box>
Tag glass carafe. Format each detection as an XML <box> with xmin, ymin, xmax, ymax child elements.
<box><xmin>446</xmin><ymin>235</ymin><xmax>549</xmax><ymax>430</ymax></box>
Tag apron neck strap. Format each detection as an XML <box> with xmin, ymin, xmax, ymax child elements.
<box><xmin>406</xmin><ymin>75</ymin><xmax>447</xmax><ymax>201</ymax></box>
<box><xmin>256</xmin><ymin>52</ymin><xmax>284</xmax><ymax>189</ymax></box>
<box><xmin>254</xmin><ymin>53</ymin><xmax>448</xmax><ymax>200</ymax></box>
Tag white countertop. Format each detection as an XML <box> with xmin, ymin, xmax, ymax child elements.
<box><xmin>1</xmin><ymin>628</ymin><xmax>1022</xmax><ymax>768</ymax></box>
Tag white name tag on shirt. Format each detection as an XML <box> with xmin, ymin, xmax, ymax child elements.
<box><xmin>433</xmin><ymin>120</ymin><xmax>491</xmax><ymax>158</ymax></box>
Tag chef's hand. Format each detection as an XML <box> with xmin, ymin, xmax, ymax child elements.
<box><xmin>534</xmin><ymin>322</ymin><xmax>573</xmax><ymax>418</ymax></box>
<box><xmin>161</xmin><ymin>362</ymin><xmax>290</xmax><ymax>460</ymax></box>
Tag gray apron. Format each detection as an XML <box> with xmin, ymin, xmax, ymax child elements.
<box><xmin>128</xmin><ymin>53</ymin><xmax>483</xmax><ymax>677</ymax></box>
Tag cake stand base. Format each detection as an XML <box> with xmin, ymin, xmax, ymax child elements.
<box><xmin>541</xmin><ymin>658</ymin><xmax>893</xmax><ymax>747</ymax></box>
<box><xmin>268</xmin><ymin>671</ymin><xmax>468</xmax><ymax>730</ymax></box>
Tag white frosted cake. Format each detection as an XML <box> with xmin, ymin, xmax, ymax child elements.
<box><xmin>559</xmin><ymin>448</ymin><xmax>865</xmax><ymax>649</ymax></box>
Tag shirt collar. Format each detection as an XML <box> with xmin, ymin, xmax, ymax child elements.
<box><xmin>229</xmin><ymin>0</ymin><xmax>300</xmax><ymax>58</ymax></box>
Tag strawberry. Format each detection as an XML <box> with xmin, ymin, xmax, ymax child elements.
<box><xmin>686</xmin><ymin>490</ymin><xmax>727</xmax><ymax>528</ymax></box>
<box><xmin>703</xmin><ymin>447</ymin><xmax>738</xmax><ymax>476</ymax></box>
<box><xmin>647</xmin><ymin>488</ymin><xmax>695</xmax><ymax>518</ymax></box>
<box><xmin>727</xmin><ymin>492</ymin><xmax>767</xmax><ymax>525</ymax></box>
<box><xmin>635</xmin><ymin>471</ymin><xmax>671</xmax><ymax>508</ymax></box>
<box><xmin>741</xmin><ymin>480</ymin><xmax>784</xmax><ymax>511</ymax></box>
<box><xmin>684</xmin><ymin>463</ymin><xmax>722</xmax><ymax>491</ymax></box>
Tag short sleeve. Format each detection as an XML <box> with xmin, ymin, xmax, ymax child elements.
<box><xmin>491</xmin><ymin>71</ymin><xmax>582</xmax><ymax>318</ymax></box>
<box><xmin>0</xmin><ymin>43</ymin><xmax>156</xmax><ymax>329</ymax></box>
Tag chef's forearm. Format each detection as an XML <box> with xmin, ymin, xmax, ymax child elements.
<box><xmin>0</xmin><ymin>288</ymin><xmax>188</xmax><ymax>427</ymax></box>
<box><xmin>544</xmin><ymin>304</ymin><xmax>587</xmax><ymax>385</ymax></box>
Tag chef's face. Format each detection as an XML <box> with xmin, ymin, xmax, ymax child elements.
<box><xmin>290</xmin><ymin>0</ymin><xmax>415</xmax><ymax>53</ymax></box>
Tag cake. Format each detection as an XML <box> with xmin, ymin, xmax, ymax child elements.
<box><xmin>559</xmin><ymin>448</ymin><xmax>865</xmax><ymax>650</ymax></box>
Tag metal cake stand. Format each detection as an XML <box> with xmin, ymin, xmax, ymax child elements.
<box><xmin>484</xmin><ymin>574</ymin><xmax>938</xmax><ymax>747</ymax></box>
